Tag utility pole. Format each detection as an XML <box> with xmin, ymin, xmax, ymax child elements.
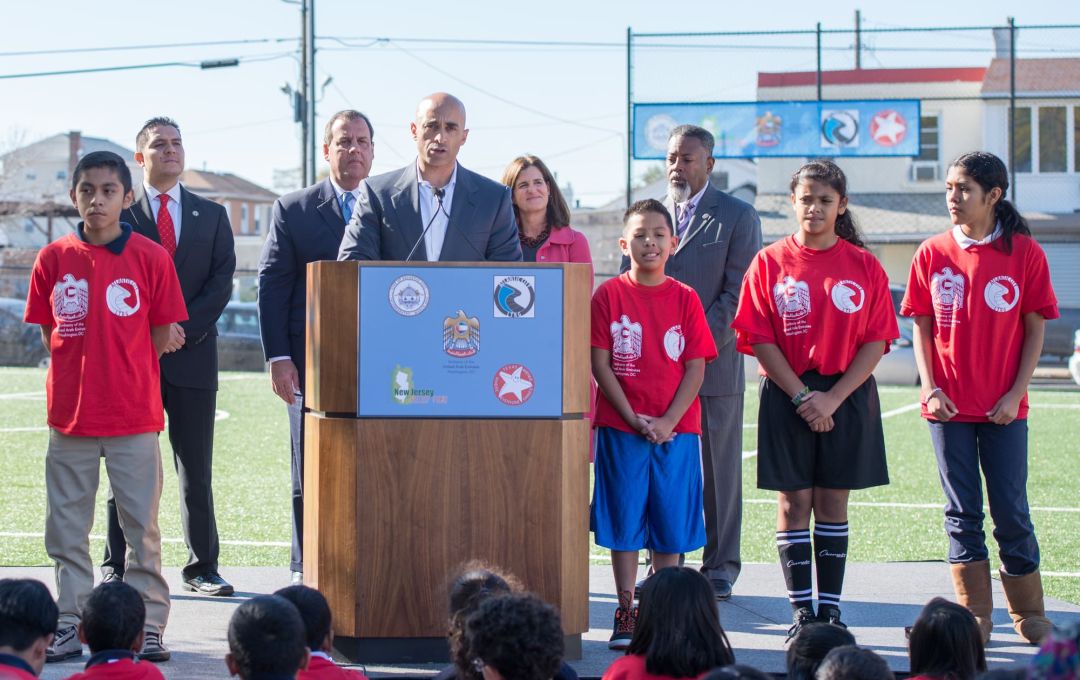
<box><xmin>305</xmin><ymin>0</ymin><xmax>316</xmax><ymax>185</ymax></box>
<box><xmin>299</xmin><ymin>0</ymin><xmax>309</xmax><ymax>186</ymax></box>
<box><xmin>855</xmin><ymin>10</ymin><xmax>862</xmax><ymax>69</ymax></box>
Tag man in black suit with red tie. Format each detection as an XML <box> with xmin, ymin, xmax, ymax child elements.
<box><xmin>258</xmin><ymin>110</ymin><xmax>375</xmax><ymax>584</ymax></box>
<box><xmin>103</xmin><ymin>116</ymin><xmax>237</xmax><ymax>604</ymax></box>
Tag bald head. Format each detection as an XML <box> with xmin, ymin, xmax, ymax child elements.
<box><xmin>416</xmin><ymin>92</ymin><xmax>466</xmax><ymax>124</ymax></box>
<box><xmin>412</xmin><ymin>92</ymin><xmax>469</xmax><ymax>181</ymax></box>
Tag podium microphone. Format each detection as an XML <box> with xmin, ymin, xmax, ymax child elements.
<box><xmin>405</xmin><ymin>187</ymin><xmax>446</xmax><ymax>262</ymax></box>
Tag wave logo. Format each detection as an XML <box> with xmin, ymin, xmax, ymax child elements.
<box><xmin>493</xmin><ymin>275</ymin><xmax>535</xmax><ymax>318</ymax></box>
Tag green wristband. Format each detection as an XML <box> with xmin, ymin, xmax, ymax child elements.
<box><xmin>791</xmin><ymin>386</ymin><xmax>811</xmax><ymax>406</ymax></box>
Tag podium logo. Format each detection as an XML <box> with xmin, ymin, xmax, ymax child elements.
<box><xmin>493</xmin><ymin>276</ymin><xmax>535</xmax><ymax>318</ymax></box>
<box><xmin>493</xmin><ymin>363</ymin><xmax>534</xmax><ymax>405</ymax></box>
<box><xmin>388</xmin><ymin>275</ymin><xmax>430</xmax><ymax>316</ymax></box>
<box><xmin>443</xmin><ymin>310</ymin><xmax>480</xmax><ymax>358</ymax></box>
<box><xmin>391</xmin><ymin>365</ymin><xmax>434</xmax><ymax>404</ymax></box>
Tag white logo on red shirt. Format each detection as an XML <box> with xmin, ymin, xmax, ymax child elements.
<box><xmin>830</xmin><ymin>280</ymin><xmax>865</xmax><ymax>314</ymax></box>
<box><xmin>106</xmin><ymin>278</ymin><xmax>140</xmax><ymax>317</ymax></box>
<box><xmin>53</xmin><ymin>273</ymin><xmax>88</xmax><ymax>322</ymax></box>
<box><xmin>610</xmin><ymin>314</ymin><xmax>642</xmax><ymax>362</ymax></box>
<box><xmin>984</xmin><ymin>276</ymin><xmax>1020</xmax><ymax>313</ymax></box>
<box><xmin>931</xmin><ymin>267</ymin><xmax>965</xmax><ymax>323</ymax></box>
<box><xmin>663</xmin><ymin>325</ymin><xmax>685</xmax><ymax>361</ymax></box>
<box><xmin>773</xmin><ymin>276</ymin><xmax>811</xmax><ymax>320</ymax></box>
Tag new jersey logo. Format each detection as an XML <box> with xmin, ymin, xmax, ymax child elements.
<box><xmin>830</xmin><ymin>280</ymin><xmax>865</xmax><ymax>314</ymax></box>
<box><xmin>773</xmin><ymin>276</ymin><xmax>811</xmax><ymax>320</ymax></box>
<box><xmin>106</xmin><ymin>278</ymin><xmax>140</xmax><ymax>317</ymax></box>
<box><xmin>53</xmin><ymin>273</ymin><xmax>88</xmax><ymax>322</ymax></box>
<box><xmin>931</xmin><ymin>267</ymin><xmax>965</xmax><ymax>313</ymax></box>
<box><xmin>610</xmin><ymin>314</ymin><xmax>642</xmax><ymax>362</ymax></box>
<box><xmin>984</xmin><ymin>275</ymin><xmax>1020</xmax><ymax>313</ymax></box>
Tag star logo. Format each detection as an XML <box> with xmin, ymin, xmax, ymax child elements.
<box><xmin>871</xmin><ymin>110</ymin><xmax>907</xmax><ymax>147</ymax></box>
<box><xmin>493</xmin><ymin>363</ymin><xmax>535</xmax><ymax>406</ymax></box>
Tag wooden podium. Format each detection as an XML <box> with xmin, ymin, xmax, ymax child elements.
<box><xmin>304</xmin><ymin>261</ymin><xmax>591</xmax><ymax>663</ymax></box>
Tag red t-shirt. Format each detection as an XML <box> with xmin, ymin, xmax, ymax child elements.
<box><xmin>732</xmin><ymin>235</ymin><xmax>898</xmax><ymax>376</ymax></box>
<box><xmin>591</xmin><ymin>273</ymin><xmax>717</xmax><ymax>435</ymax></box>
<box><xmin>900</xmin><ymin>232</ymin><xmax>1058</xmax><ymax>422</ymax></box>
<box><xmin>602</xmin><ymin>654</ymin><xmax>709</xmax><ymax>680</ymax></box>
<box><xmin>63</xmin><ymin>656</ymin><xmax>166</xmax><ymax>680</ymax></box>
<box><xmin>301</xmin><ymin>655</ymin><xmax>371</xmax><ymax>680</ymax></box>
<box><xmin>24</xmin><ymin>229</ymin><xmax>187</xmax><ymax>437</ymax></box>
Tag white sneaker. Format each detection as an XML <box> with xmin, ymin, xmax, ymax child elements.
<box><xmin>46</xmin><ymin>625</ymin><xmax>82</xmax><ymax>662</ymax></box>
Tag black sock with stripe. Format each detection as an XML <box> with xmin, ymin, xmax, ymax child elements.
<box><xmin>777</xmin><ymin>529</ymin><xmax>813</xmax><ymax>612</ymax></box>
<box><xmin>813</xmin><ymin>520</ymin><xmax>849</xmax><ymax>612</ymax></box>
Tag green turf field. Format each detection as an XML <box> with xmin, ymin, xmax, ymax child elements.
<box><xmin>1</xmin><ymin>367</ymin><xmax>1077</xmax><ymax>603</ymax></box>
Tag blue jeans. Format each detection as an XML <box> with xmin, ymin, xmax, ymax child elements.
<box><xmin>928</xmin><ymin>420</ymin><xmax>1039</xmax><ymax>576</ymax></box>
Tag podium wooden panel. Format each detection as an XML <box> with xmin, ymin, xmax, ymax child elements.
<box><xmin>303</xmin><ymin>261</ymin><xmax>591</xmax><ymax>663</ymax></box>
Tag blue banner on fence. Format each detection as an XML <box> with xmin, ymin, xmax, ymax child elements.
<box><xmin>633</xmin><ymin>100</ymin><xmax>921</xmax><ymax>159</ymax></box>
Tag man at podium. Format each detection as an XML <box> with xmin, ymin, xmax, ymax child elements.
<box><xmin>337</xmin><ymin>92</ymin><xmax>522</xmax><ymax>263</ymax></box>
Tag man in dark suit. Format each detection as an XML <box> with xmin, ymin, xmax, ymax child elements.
<box><xmin>104</xmin><ymin>116</ymin><xmax>237</xmax><ymax>601</ymax></box>
<box><xmin>664</xmin><ymin>125</ymin><xmax>761</xmax><ymax>599</ymax></box>
<box><xmin>338</xmin><ymin>92</ymin><xmax>521</xmax><ymax>262</ymax></box>
<box><xmin>626</xmin><ymin>124</ymin><xmax>762</xmax><ymax>600</ymax></box>
<box><xmin>258</xmin><ymin>110</ymin><xmax>375</xmax><ymax>584</ymax></box>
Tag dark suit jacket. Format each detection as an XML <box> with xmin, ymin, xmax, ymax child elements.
<box><xmin>622</xmin><ymin>183</ymin><xmax>762</xmax><ymax>396</ymax></box>
<box><xmin>258</xmin><ymin>178</ymin><xmax>348</xmax><ymax>383</ymax></box>
<box><xmin>124</xmin><ymin>185</ymin><xmax>236</xmax><ymax>391</ymax></box>
<box><xmin>337</xmin><ymin>163</ymin><xmax>522</xmax><ymax>262</ymax></box>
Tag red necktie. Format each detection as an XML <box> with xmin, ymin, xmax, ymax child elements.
<box><xmin>157</xmin><ymin>194</ymin><xmax>177</xmax><ymax>257</ymax></box>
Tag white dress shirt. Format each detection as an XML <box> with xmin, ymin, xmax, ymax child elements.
<box><xmin>417</xmin><ymin>161</ymin><xmax>458</xmax><ymax>262</ymax></box>
<box><xmin>144</xmin><ymin>183</ymin><xmax>183</xmax><ymax>242</ymax></box>
<box><xmin>329</xmin><ymin>177</ymin><xmax>360</xmax><ymax>219</ymax></box>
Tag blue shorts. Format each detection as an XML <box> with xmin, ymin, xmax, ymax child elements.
<box><xmin>590</xmin><ymin>427</ymin><xmax>706</xmax><ymax>553</ymax></box>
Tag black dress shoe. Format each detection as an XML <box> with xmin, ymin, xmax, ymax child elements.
<box><xmin>182</xmin><ymin>571</ymin><xmax>234</xmax><ymax>596</ymax></box>
<box><xmin>711</xmin><ymin>577</ymin><xmax>733</xmax><ymax>601</ymax></box>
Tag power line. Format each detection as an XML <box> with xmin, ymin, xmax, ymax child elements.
<box><xmin>0</xmin><ymin>38</ymin><xmax>296</xmax><ymax>58</ymax></box>
<box><xmin>0</xmin><ymin>52</ymin><xmax>295</xmax><ymax>80</ymax></box>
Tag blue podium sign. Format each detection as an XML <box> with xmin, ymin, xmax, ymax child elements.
<box><xmin>357</xmin><ymin>266</ymin><xmax>565</xmax><ymax>418</ymax></box>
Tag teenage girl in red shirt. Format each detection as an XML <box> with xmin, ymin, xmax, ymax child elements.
<box><xmin>901</xmin><ymin>151</ymin><xmax>1058</xmax><ymax>646</ymax></box>
<box><xmin>733</xmin><ymin>159</ymin><xmax>897</xmax><ymax>641</ymax></box>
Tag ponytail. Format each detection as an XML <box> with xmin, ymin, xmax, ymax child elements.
<box><xmin>993</xmin><ymin>198</ymin><xmax>1030</xmax><ymax>255</ymax></box>
<box><xmin>790</xmin><ymin>159</ymin><xmax>867</xmax><ymax>249</ymax></box>
<box><xmin>950</xmin><ymin>151</ymin><xmax>1031</xmax><ymax>254</ymax></box>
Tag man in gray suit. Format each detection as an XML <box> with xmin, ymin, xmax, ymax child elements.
<box><xmin>338</xmin><ymin>92</ymin><xmax>521</xmax><ymax>262</ymax></box>
<box><xmin>649</xmin><ymin>124</ymin><xmax>762</xmax><ymax>599</ymax></box>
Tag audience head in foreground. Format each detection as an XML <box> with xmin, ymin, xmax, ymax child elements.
<box><xmin>815</xmin><ymin>645</ymin><xmax>894</xmax><ymax>680</ymax></box>
<box><xmin>786</xmin><ymin>622</ymin><xmax>856</xmax><ymax>680</ymax></box>
<box><xmin>465</xmin><ymin>593</ymin><xmax>563</xmax><ymax>680</ymax></box>
<box><xmin>226</xmin><ymin>595</ymin><xmax>309</xmax><ymax>680</ymax></box>
<box><xmin>629</xmin><ymin>567</ymin><xmax>735</xmax><ymax>677</ymax></box>
<box><xmin>907</xmin><ymin>597</ymin><xmax>986</xmax><ymax>680</ymax></box>
<box><xmin>0</xmin><ymin>578</ymin><xmax>58</xmax><ymax>677</ymax></box>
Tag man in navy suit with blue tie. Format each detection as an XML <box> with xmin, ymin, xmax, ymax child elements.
<box><xmin>257</xmin><ymin>110</ymin><xmax>374</xmax><ymax>583</ymax></box>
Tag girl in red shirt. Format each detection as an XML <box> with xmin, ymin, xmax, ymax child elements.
<box><xmin>901</xmin><ymin>151</ymin><xmax>1058</xmax><ymax>646</ymax></box>
<box><xmin>733</xmin><ymin>160</ymin><xmax>897</xmax><ymax>641</ymax></box>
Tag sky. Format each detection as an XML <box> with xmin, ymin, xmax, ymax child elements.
<box><xmin>1</xmin><ymin>1</ymin><xmax>1077</xmax><ymax>207</ymax></box>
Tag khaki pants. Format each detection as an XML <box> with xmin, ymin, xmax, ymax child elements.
<box><xmin>45</xmin><ymin>430</ymin><xmax>170</xmax><ymax>633</ymax></box>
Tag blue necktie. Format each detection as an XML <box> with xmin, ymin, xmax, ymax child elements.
<box><xmin>341</xmin><ymin>192</ymin><xmax>355</xmax><ymax>224</ymax></box>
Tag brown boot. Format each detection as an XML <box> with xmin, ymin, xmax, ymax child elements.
<box><xmin>951</xmin><ymin>560</ymin><xmax>994</xmax><ymax>643</ymax></box>
<box><xmin>1000</xmin><ymin>569</ymin><xmax>1053</xmax><ymax>645</ymax></box>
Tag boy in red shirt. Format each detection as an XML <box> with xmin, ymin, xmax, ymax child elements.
<box><xmin>902</xmin><ymin>151</ymin><xmax>1058</xmax><ymax>645</ymax></box>
<box><xmin>0</xmin><ymin>579</ymin><xmax>58</xmax><ymax>679</ymax></box>
<box><xmin>24</xmin><ymin>151</ymin><xmax>187</xmax><ymax>664</ymax></box>
<box><xmin>62</xmin><ymin>582</ymin><xmax>164</xmax><ymax>680</ymax></box>
<box><xmin>590</xmin><ymin>199</ymin><xmax>717</xmax><ymax>650</ymax></box>
<box><xmin>275</xmin><ymin>586</ymin><xmax>369</xmax><ymax>680</ymax></box>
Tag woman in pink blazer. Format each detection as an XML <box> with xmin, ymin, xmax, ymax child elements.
<box><xmin>502</xmin><ymin>155</ymin><xmax>595</xmax><ymax>457</ymax></box>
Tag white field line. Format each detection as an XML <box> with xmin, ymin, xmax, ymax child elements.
<box><xmin>744</xmin><ymin>498</ymin><xmax>1080</xmax><ymax>513</ymax></box>
<box><xmin>0</xmin><ymin>391</ymin><xmax>45</xmax><ymax>400</ymax></box>
<box><xmin>0</xmin><ymin>531</ymin><xmax>288</xmax><ymax>548</ymax></box>
<box><xmin>1043</xmin><ymin>571</ymin><xmax>1080</xmax><ymax>578</ymax></box>
<box><xmin>0</xmin><ymin>410</ymin><xmax>230</xmax><ymax>433</ymax></box>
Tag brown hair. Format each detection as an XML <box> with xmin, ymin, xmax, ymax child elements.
<box><xmin>501</xmin><ymin>155</ymin><xmax>571</xmax><ymax>229</ymax></box>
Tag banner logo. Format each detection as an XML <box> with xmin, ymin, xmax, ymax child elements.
<box><xmin>821</xmin><ymin>110</ymin><xmax>859</xmax><ymax>148</ymax></box>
